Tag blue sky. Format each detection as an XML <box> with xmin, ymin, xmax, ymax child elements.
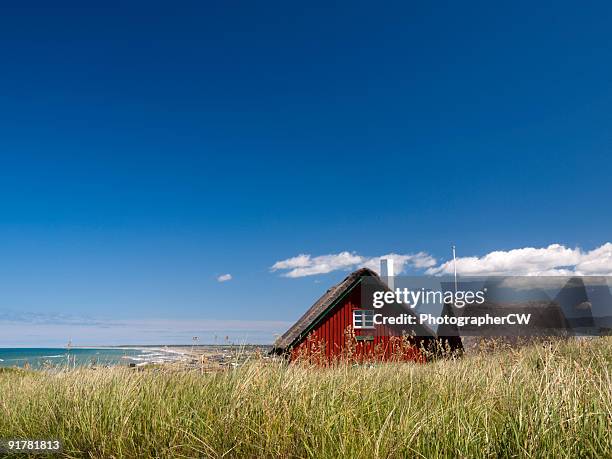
<box><xmin>1</xmin><ymin>1</ymin><xmax>611</xmax><ymax>345</ymax></box>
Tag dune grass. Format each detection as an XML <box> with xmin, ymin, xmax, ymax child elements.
<box><xmin>0</xmin><ymin>338</ymin><xmax>610</xmax><ymax>458</ymax></box>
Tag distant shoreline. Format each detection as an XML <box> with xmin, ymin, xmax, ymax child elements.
<box><xmin>0</xmin><ymin>345</ymin><xmax>273</xmax><ymax>369</ymax></box>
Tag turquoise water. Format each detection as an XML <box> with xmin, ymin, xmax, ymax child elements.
<box><xmin>0</xmin><ymin>348</ymin><xmax>148</xmax><ymax>369</ymax></box>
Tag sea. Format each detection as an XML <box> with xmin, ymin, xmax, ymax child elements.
<box><xmin>0</xmin><ymin>347</ymin><xmax>188</xmax><ymax>369</ymax></box>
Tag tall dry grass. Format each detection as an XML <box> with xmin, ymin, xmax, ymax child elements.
<box><xmin>0</xmin><ymin>337</ymin><xmax>610</xmax><ymax>458</ymax></box>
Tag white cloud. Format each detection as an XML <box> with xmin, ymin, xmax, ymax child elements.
<box><xmin>271</xmin><ymin>252</ymin><xmax>364</xmax><ymax>278</ymax></box>
<box><xmin>576</xmin><ymin>243</ymin><xmax>612</xmax><ymax>275</ymax></box>
<box><xmin>269</xmin><ymin>254</ymin><xmax>312</xmax><ymax>270</ymax></box>
<box><xmin>426</xmin><ymin>243</ymin><xmax>612</xmax><ymax>276</ymax></box>
<box><xmin>217</xmin><ymin>273</ymin><xmax>232</xmax><ymax>282</ymax></box>
<box><xmin>271</xmin><ymin>251</ymin><xmax>437</xmax><ymax>278</ymax></box>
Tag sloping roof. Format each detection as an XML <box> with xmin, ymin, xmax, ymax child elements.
<box><xmin>273</xmin><ymin>268</ymin><xmax>435</xmax><ymax>352</ymax></box>
<box><xmin>273</xmin><ymin>268</ymin><xmax>377</xmax><ymax>351</ymax></box>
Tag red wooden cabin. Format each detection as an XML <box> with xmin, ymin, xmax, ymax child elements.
<box><xmin>272</xmin><ymin>268</ymin><xmax>435</xmax><ymax>362</ymax></box>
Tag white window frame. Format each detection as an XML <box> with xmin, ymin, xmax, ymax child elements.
<box><xmin>353</xmin><ymin>309</ymin><xmax>375</xmax><ymax>329</ymax></box>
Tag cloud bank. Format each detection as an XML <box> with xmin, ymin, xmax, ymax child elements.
<box><xmin>426</xmin><ymin>243</ymin><xmax>612</xmax><ymax>276</ymax></box>
<box><xmin>270</xmin><ymin>251</ymin><xmax>436</xmax><ymax>278</ymax></box>
<box><xmin>217</xmin><ymin>273</ymin><xmax>232</xmax><ymax>282</ymax></box>
<box><xmin>272</xmin><ymin>243</ymin><xmax>612</xmax><ymax>278</ymax></box>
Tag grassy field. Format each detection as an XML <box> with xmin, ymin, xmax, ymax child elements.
<box><xmin>0</xmin><ymin>338</ymin><xmax>610</xmax><ymax>458</ymax></box>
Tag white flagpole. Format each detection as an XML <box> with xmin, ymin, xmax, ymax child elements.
<box><xmin>452</xmin><ymin>245</ymin><xmax>457</xmax><ymax>294</ymax></box>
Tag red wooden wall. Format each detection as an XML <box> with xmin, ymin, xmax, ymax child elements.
<box><xmin>289</xmin><ymin>285</ymin><xmax>426</xmax><ymax>363</ymax></box>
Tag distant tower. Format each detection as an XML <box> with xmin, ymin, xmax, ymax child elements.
<box><xmin>381</xmin><ymin>258</ymin><xmax>394</xmax><ymax>290</ymax></box>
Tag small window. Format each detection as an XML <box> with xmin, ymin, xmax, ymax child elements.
<box><xmin>353</xmin><ymin>309</ymin><xmax>375</xmax><ymax>329</ymax></box>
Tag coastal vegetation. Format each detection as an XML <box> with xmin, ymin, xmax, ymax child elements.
<box><xmin>0</xmin><ymin>337</ymin><xmax>610</xmax><ymax>458</ymax></box>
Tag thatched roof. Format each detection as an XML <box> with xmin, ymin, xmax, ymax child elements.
<box><xmin>273</xmin><ymin>268</ymin><xmax>378</xmax><ymax>352</ymax></box>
